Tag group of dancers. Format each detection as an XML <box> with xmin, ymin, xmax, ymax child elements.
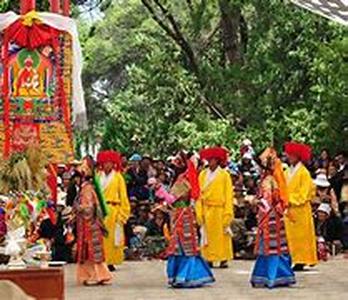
<box><xmin>74</xmin><ymin>142</ymin><xmax>318</xmax><ymax>289</ymax></box>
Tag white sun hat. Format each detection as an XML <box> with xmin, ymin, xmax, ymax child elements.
<box><xmin>317</xmin><ymin>203</ymin><xmax>332</xmax><ymax>215</ymax></box>
<box><xmin>314</xmin><ymin>174</ymin><xmax>331</xmax><ymax>188</ymax></box>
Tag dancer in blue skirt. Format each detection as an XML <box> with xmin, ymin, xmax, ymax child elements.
<box><xmin>250</xmin><ymin>148</ymin><xmax>296</xmax><ymax>288</ymax></box>
<box><xmin>155</xmin><ymin>152</ymin><xmax>215</xmax><ymax>288</ymax></box>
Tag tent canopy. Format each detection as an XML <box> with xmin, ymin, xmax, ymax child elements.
<box><xmin>291</xmin><ymin>0</ymin><xmax>348</xmax><ymax>25</ymax></box>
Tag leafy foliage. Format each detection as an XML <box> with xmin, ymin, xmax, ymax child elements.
<box><xmin>80</xmin><ymin>0</ymin><xmax>348</xmax><ymax>156</ymax></box>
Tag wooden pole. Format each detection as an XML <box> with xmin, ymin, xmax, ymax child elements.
<box><xmin>20</xmin><ymin>0</ymin><xmax>36</xmax><ymax>15</ymax></box>
<box><xmin>50</xmin><ymin>0</ymin><xmax>60</xmax><ymax>13</ymax></box>
<box><xmin>62</xmin><ymin>0</ymin><xmax>71</xmax><ymax>16</ymax></box>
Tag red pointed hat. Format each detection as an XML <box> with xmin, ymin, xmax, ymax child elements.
<box><xmin>97</xmin><ymin>150</ymin><xmax>122</xmax><ymax>170</ymax></box>
<box><xmin>199</xmin><ymin>146</ymin><xmax>229</xmax><ymax>163</ymax></box>
<box><xmin>284</xmin><ymin>142</ymin><xmax>312</xmax><ymax>162</ymax></box>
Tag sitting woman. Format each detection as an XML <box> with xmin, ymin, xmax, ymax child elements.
<box><xmin>250</xmin><ymin>148</ymin><xmax>296</xmax><ymax>288</ymax></box>
<box><xmin>155</xmin><ymin>152</ymin><xmax>215</xmax><ymax>288</ymax></box>
<box><xmin>75</xmin><ymin>157</ymin><xmax>112</xmax><ymax>286</ymax></box>
<box><xmin>315</xmin><ymin>203</ymin><xmax>344</xmax><ymax>258</ymax></box>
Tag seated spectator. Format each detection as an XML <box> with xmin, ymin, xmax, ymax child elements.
<box><xmin>318</xmin><ymin>149</ymin><xmax>330</xmax><ymax>169</ymax></box>
<box><xmin>314</xmin><ymin>173</ymin><xmax>339</xmax><ymax>214</ymax></box>
<box><xmin>157</xmin><ymin>172</ymin><xmax>170</xmax><ymax>191</ymax></box>
<box><xmin>141</xmin><ymin>206</ymin><xmax>170</xmax><ymax>259</ymax></box>
<box><xmin>52</xmin><ymin>205</ymin><xmax>75</xmax><ymax>262</ymax></box>
<box><xmin>244</xmin><ymin>174</ymin><xmax>257</xmax><ymax>196</ymax></box>
<box><xmin>244</xmin><ymin>196</ymin><xmax>258</xmax><ymax>231</ymax></box>
<box><xmin>145</xmin><ymin>206</ymin><xmax>170</xmax><ymax>237</ymax></box>
<box><xmin>342</xmin><ymin>206</ymin><xmax>348</xmax><ymax>258</ymax></box>
<box><xmin>66</xmin><ymin>171</ymin><xmax>81</xmax><ymax>207</ymax></box>
<box><xmin>232</xmin><ymin>204</ymin><xmax>248</xmax><ymax>258</ymax></box>
<box><xmin>238</xmin><ymin>153</ymin><xmax>259</xmax><ymax>179</ymax></box>
<box><xmin>136</xmin><ymin>205</ymin><xmax>150</xmax><ymax>226</ymax></box>
<box><xmin>328</xmin><ymin>162</ymin><xmax>337</xmax><ymax>180</ymax></box>
<box><xmin>127</xmin><ymin>156</ymin><xmax>151</xmax><ymax>201</ymax></box>
<box><xmin>315</xmin><ymin>203</ymin><xmax>344</xmax><ymax>255</ymax></box>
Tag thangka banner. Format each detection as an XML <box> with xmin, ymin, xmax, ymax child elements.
<box><xmin>0</xmin><ymin>12</ymin><xmax>86</xmax><ymax>163</ymax></box>
<box><xmin>291</xmin><ymin>0</ymin><xmax>348</xmax><ymax>25</ymax></box>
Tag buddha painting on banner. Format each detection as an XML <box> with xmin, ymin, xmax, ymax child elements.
<box><xmin>0</xmin><ymin>9</ymin><xmax>85</xmax><ymax>163</ymax></box>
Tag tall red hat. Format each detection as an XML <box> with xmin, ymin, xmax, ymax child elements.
<box><xmin>284</xmin><ymin>142</ymin><xmax>312</xmax><ymax>162</ymax></box>
<box><xmin>97</xmin><ymin>150</ymin><xmax>122</xmax><ymax>171</ymax></box>
<box><xmin>199</xmin><ymin>147</ymin><xmax>229</xmax><ymax>164</ymax></box>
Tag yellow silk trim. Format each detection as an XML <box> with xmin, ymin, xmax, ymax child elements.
<box><xmin>21</xmin><ymin>11</ymin><xmax>42</xmax><ymax>27</ymax></box>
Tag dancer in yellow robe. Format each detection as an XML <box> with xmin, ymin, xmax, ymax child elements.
<box><xmin>196</xmin><ymin>147</ymin><xmax>234</xmax><ymax>268</ymax></box>
<box><xmin>97</xmin><ymin>150</ymin><xmax>130</xmax><ymax>271</ymax></box>
<box><xmin>284</xmin><ymin>142</ymin><xmax>317</xmax><ymax>271</ymax></box>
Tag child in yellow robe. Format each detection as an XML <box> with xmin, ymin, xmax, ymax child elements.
<box><xmin>97</xmin><ymin>151</ymin><xmax>130</xmax><ymax>271</ymax></box>
<box><xmin>284</xmin><ymin>142</ymin><xmax>317</xmax><ymax>271</ymax></box>
<box><xmin>197</xmin><ymin>147</ymin><xmax>235</xmax><ymax>268</ymax></box>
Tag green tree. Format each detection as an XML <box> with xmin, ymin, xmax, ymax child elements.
<box><xmin>80</xmin><ymin>0</ymin><xmax>348</xmax><ymax>156</ymax></box>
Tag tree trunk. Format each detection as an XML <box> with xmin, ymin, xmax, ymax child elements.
<box><xmin>218</xmin><ymin>0</ymin><xmax>242</xmax><ymax>65</ymax></box>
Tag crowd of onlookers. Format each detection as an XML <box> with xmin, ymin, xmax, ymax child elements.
<box><xmin>54</xmin><ymin>142</ymin><xmax>348</xmax><ymax>262</ymax></box>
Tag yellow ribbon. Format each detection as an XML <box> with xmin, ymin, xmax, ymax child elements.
<box><xmin>21</xmin><ymin>11</ymin><xmax>42</xmax><ymax>27</ymax></box>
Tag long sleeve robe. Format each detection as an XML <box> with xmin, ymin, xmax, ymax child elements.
<box><xmin>196</xmin><ymin>167</ymin><xmax>234</xmax><ymax>263</ymax></box>
<box><xmin>100</xmin><ymin>171</ymin><xmax>130</xmax><ymax>265</ymax></box>
<box><xmin>284</xmin><ymin>163</ymin><xmax>318</xmax><ymax>265</ymax></box>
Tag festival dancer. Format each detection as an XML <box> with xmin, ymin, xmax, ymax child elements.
<box><xmin>155</xmin><ymin>152</ymin><xmax>215</xmax><ymax>288</ymax></box>
<box><xmin>97</xmin><ymin>150</ymin><xmax>130</xmax><ymax>271</ymax></box>
<box><xmin>197</xmin><ymin>147</ymin><xmax>234</xmax><ymax>268</ymax></box>
<box><xmin>284</xmin><ymin>142</ymin><xmax>318</xmax><ymax>271</ymax></box>
<box><xmin>76</xmin><ymin>157</ymin><xmax>112</xmax><ymax>286</ymax></box>
<box><xmin>250</xmin><ymin>148</ymin><xmax>296</xmax><ymax>288</ymax></box>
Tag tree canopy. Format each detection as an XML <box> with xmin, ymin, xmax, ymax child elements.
<box><xmin>2</xmin><ymin>0</ymin><xmax>348</xmax><ymax>157</ymax></box>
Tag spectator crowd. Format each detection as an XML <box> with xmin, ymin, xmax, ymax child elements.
<box><xmin>54</xmin><ymin>141</ymin><xmax>348</xmax><ymax>263</ymax></box>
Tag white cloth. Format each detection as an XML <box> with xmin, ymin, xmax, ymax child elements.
<box><xmin>287</xmin><ymin>162</ymin><xmax>302</xmax><ymax>183</ymax></box>
<box><xmin>0</xmin><ymin>11</ymin><xmax>87</xmax><ymax>129</ymax></box>
<box><xmin>99</xmin><ymin>170</ymin><xmax>115</xmax><ymax>190</ymax></box>
<box><xmin>202</xmin><ymin>167</ymin><xmax>221</xmax><ymax>190</ymax></box>
<box><xmin>200</xmin><ymin>225</ymin><xmax>208</xmax><ymax>247</ymax></box>
<box><xmin>114</xmin><ymin>223</ymin><xmax>123</xmax><ymax>247</ymax></box>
